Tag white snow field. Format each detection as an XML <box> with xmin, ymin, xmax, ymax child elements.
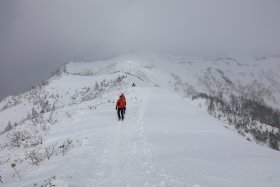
<box><xmin>1</xmin><ymin>54</ymin><xmax>280</xmax><ymax>187</ymax></box>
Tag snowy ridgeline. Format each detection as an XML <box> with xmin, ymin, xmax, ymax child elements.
<box><xmin>0</xmin><ymin>54</ymin><xmax>280</xmax><ymax>186</ymax></box>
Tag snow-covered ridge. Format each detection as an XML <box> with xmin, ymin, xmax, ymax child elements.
<box><xmin>1</xmin><ymin>54</ymin><xmax>280</xmax><ymax>148</ymax></box>
<box><xmin>0</xmin><ymin>54</ymin><xmax>280</xmax><ymax>186</ymax></box>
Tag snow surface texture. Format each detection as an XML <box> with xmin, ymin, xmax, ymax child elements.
<box><xmin>0</xmin><ymin>54</ymin><xmax>280</xmax><ymax>187</ymax></box>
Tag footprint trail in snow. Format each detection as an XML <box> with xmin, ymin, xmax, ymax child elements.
<box><xmin>85</xmin><ymin>88</ymin><xmax>184</xmax><ymax>187</ymax></box>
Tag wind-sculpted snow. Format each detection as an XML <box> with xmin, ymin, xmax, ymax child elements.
<box><xmin>0</xmin><ymin>54</ymin><xmax>280</xmax><ymax>186</ymax></box>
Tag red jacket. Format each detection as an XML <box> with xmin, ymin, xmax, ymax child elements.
<box><xmin>116</xmin><ymin>98</ymin><xmax>126</xmax><ymax>109</ymax></box>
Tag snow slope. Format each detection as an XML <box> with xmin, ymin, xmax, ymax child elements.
<box><xmin>1</xmin><ymin>54</ymin><xmax>280</xmax><ymax>187</ymax></box>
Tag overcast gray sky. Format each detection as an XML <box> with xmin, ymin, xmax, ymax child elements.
<box><xmin>1</xmin><ymin>0</ymin><xmax>280</xmax><ymax>99</ymax></box>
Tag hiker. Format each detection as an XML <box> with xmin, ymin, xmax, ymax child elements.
<box><xmin>132</xmin><ymin>83</ymin><xmax>136</xmax><ymax>87</ymax></box>
<box><xmin>116</xmin><ymin>94</ymin><xmax>126</xmax><ymax>120</ymax></box>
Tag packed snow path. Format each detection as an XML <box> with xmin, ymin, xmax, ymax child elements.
<box><xmin>7</xmin><ymin>87</ymin><xmax>280</xmax><ymax>187</ymax></box>
<box><xmin>68</xmin><ymin>87</ymin><xmax>182</xmax><ymax>187</ymax></box>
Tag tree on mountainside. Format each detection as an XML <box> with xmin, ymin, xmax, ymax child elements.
<box><xmin>94</xmin><ymin>82</ymin><xmax>99</xmax><ymax>91</ymax></box>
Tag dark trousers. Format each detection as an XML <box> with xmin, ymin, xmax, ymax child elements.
<box><xmin>117</xmin><ymin>108</ymin><xmax>125</xmax><ymax>120</ymax></box>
